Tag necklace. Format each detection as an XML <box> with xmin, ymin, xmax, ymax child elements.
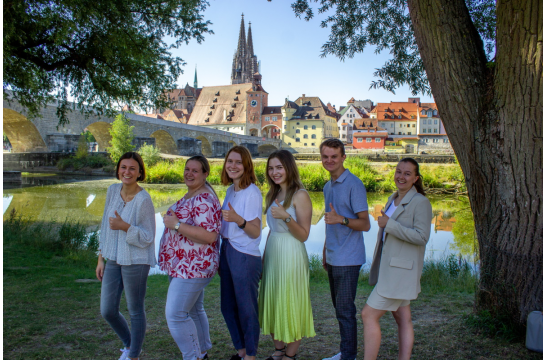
<box><xmin>185</xmin><ymin>183</ymin><xmax>206</xmax><ymax>199</ymax></box>
<box><xmin>120</xmin><ymin>186</ymin><xmax>141</xmax><ymax>207</ymax></box>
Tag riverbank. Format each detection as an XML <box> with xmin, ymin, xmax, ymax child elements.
<box><xmin>3</xmin><ymin>215</ymin><xmax>535</xmax><ymax>359</ymax></box>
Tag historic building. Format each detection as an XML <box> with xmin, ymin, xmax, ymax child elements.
<box><xmin>187</xmin><ymin>73</ymin><xmax>267</xmax><ymax>136</ymax></box>
<box><xmin>280</xmin><ymin>95</ymin><xmax>339</xmax><ymax>149</ymax></box>
<box><xmin>231</xmin><ymin>14</ymin><xmax>259</xmax><ymax>85</ymax></box>
<box><xmin>337</xmin><ymin>101</ymin><xmax>370</xmax><ymax>143</ymax></box>
<box><xmin>417</xmin><ymin>101</ymin><xmax>453</xmax><ymax>153</ymax></box>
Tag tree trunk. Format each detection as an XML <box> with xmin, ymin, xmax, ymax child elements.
<box><xmin>408</xmin><ymin>0</ymin><xmax>542</xmax><ymax>327</ymax></box>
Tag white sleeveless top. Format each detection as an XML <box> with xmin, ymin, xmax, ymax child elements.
<box><xmin>266</xmin><ymin>190</ymin><xmax>306</xmax><ymax>233</ymax></box>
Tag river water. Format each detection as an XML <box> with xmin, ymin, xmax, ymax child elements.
<box><xmin>3</xmin><ymin>174</ymin><xmax>477</xmax><ymax>274</ymax></box>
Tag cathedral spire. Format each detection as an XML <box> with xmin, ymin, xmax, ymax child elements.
<box><xmin>193</xmin><ymin>65</ymin><xmax>198</xmax><ymax>89</ymax></box>
<box><xmin>247</xmin><ymin>21</ymin><xmax>254</xmax><ymax>56</ymax></box>
<box><xmin>236</xmin><ymin>14</ymin><xmax>246</xmax><ymax>57</ymax></box>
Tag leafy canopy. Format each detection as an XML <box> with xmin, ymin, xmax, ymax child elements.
<box><xmin>107</xmin><ymin>113</ymin><xmax>135</xmax><ymax>164</ymax></box>
<box><xmin>291</xmin><ymin>0</ymin><xmax>496</xmax><ymax>95</ymax></box>
<box><xmin>3</xmin><ymin>0</ymin><xmax>212</xmax><ymax>126</ymax></box>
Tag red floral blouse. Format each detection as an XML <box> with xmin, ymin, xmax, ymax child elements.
<box><xmin>159</xmin><ymin>192</ymin><xmax>222</xmax><ymax>279</ymax></box>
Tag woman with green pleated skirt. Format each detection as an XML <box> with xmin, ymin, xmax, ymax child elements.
<box><xmin>259</xmin><ymin>150</ymin><xmax>315</xmax><ymax>360</ymax></box>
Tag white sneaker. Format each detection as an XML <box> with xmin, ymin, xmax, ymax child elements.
<box><xmin>322</xmin><ymin>352</ymin><xmax>342</xmax><ymax>360</ymax></box>
<box><xmin>118</xmin><ymin>348</ymin><xmax>130</xmax><ymax>360</ymax></box>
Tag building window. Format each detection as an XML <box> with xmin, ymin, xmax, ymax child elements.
<box><xmin>288</xmin><ymin>142</ymin><xmax>291</xmax><ymax>146</ymax></box>
<box><xmin>312</xmin><ymin>125</ymin><xmax>316</xmax><ymax>130</ymax></box>
<box><xmin>304</xmin><ymin>143</ymin><xmax>307</xmax><ymax>146</ymax></box>
<box><xmin>265</xmin><ymin>117</ymin><xmax>270</xmax><ymax>121</ymax></box>
<box><xmin>304</xmin><ymin>134</ymin><xmax>308</xmax><ymax>139</ymax></box>
<box><xmin>296</xmin><ymin>129</ymin><xmax>300</xmax><ymax>133</ymax></box>
<box><xmin>398</xmin><ymin>115</ymin><xmax>402</xmax><ymax>119</ymax></box>
<box><xmin>444</xmin><ymin>139</ymin><xmax>449</xmax><ymax>143</ymax></box>
<box><xmin>304</xmin><ymin>125</ymin><xmax>308</xmax><ymax>130</ymax></box>
<box><xmin>434</xmin><ymin>129</ymin><xmax>438</xmax><ymax>133</ymax></box>
<box><xmin>284</xmin><ymin>117</ymin><xmax>288</xmax><ymax>121</ymax></box>
<box><xmin>342</xmin><ymin>134</ymin><xmax>346</xmax><ymax>139</ymax></box>
<box><xmin>357</xmin><ymin>138</ymin><xmax>363</xmax><ymax>143</ymax></box>
<box><xmin>296</xmin><ymin>122</ymin><xmax>300</xmax><ymax>125</ymax></box>
<box><xmin>311</xmin><ymin>143</ymin><xmax>315</xmax><ymax>146</ymax></box>
<box><xmin>366</xmin><ymin>138</ymin><xmax>372</xmax><ymax>143</ymax></box>
<box><xmin>296</xmin><ymin>138</ymin><xmax>300</xmax><ymax>142</ymax></box>
<box><xmin>311</xmin><ymin>134</ymin><xmax>316</xmax><ymax>139</ymax></box>
<box><xmin>423</xmin><ymin>129</ymin><xmax>426</xmax><ymax>133</ymax></box>
<box><xmin>272</xmin><ymin>116</ymin><xmax>277</xmax><ymax>121</ymax></box>
<box><xmin>434</xmin><ymin>119</ymin><xmax>438</xmax><ymax>124</ymax></box>
<box><xmin>433</xmin><ymin>110</ymin><xmax>438</xmax><ymax>116</ymax></box>
<box><xmin>425</xmin><ymin>139</ymin><xmax>429</xmax><ymax>143</ymax></box>
<box><xmin>408</xmin><ymin>132</ymin><xmax>412</xmax><ymax>135</ymax></box>
<box><xmin>375</xmin><ymin>138</ymin><xmax>381</xmax><ymax>142</ymax></box>
<box><xmin>398</xmin><ymin>132</ymin><xmax>402</xmax><ymax>135</ymax></box>
<box><xmin>422</xmin><ymin>110</ymin><xmax>426</xmax><ymax>115</ymax></box>
<box><xmin>391</xmin><ymin>124</ymin><xmax>394</xmax><ymax>128</ymax></box>
<box><xmin>284</xmin><ymin>125</ymin><xmax>287</xmax><ymax>129</ymax></box>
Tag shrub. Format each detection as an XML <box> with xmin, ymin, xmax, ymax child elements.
<box><xmin>75</xmin><ymin>135</ymin><xmax>88</xmax><ymax>159</ymax></box>
<box><xmin>138</xmin><ymin>143</ymin><xmax>161</xmax><ymax>168</ymax></box>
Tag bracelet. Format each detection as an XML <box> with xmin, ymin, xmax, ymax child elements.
<box><xmin>238</xmin><ymin>219</ymin><xmax>247</xmax><ymax>229</ymax></box>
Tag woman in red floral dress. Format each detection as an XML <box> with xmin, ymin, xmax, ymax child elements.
<box><xmin>159</xmin><ymin>155</ymin><xmax>222</xmax><ymax>360</ymax></box>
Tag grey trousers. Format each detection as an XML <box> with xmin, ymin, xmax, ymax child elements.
<box><xmin>100</xmin><ymin>260</ymin><xmax>150</xmax><ymax>358</ymax></box>
<box><xmin>166</xmin><ymin>276</ymin><xmax>213</xmax><ymax>360</ymax></box>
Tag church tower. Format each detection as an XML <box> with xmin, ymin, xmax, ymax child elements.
<box><xmin>231</xmin><ymin>14</ymin><xmax>260</xmax><ymax>85</ymax></box>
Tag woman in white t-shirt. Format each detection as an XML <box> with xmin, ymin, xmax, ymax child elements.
<box><xmin>219</xmin><ymin>146</ymin><xmax>263</xmax><ymax>360</ymax></box>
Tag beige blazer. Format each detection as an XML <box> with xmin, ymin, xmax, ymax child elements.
<box><xmin>369</xmin><ymin>186</ymin><xmax>432</xmax><ymax>300</ymax></box>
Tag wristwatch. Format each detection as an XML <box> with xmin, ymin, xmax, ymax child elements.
<box><xmin>238</xmin><ymin>219</ymin><xmax>247</xmax><ymax>229</ymax></box>
<box><xmin>284</xmin><ymin>216</ymin><xmax>292</xmax><ymax>224</ymax></box>
<box><xmin>174</xmin><ymin>221</ymin><xmax>181</xmax><ymax>231</ymax></box>
<box><xmin>342</xmin><ymin>217</ymin><xmax>349</xmax><ymax>226</ymax></box>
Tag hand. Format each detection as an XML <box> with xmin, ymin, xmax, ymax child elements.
<box><xmin>96</xmin><ymin>256</ymin><xmax>105</xmax><ymax>282</ymax></box>
<box><xmin>324</xmin><ymin>203</ymin><xmax>343</xmax><ymax>225</ymax></box>
<box><xmin>377</xmin><ymin>209</ymin><xmax>390</xmax><ymax>228</ymax></box>
<box><xmin>270</xmin><ymin>199</ymin><xmax>290</xmax><ymax>220</ymax></box>
<box><xmin>163</xmin><ymin>210</ymin><xmax>181</xmax><ymax>231</ymax></box>
<box><xmin>109</xmin><ymin>210</ymin><xmax>128</xmax><ymax>231</ymax></box>
<box><xmin>222</xmin><ymin>202</ymin><xmax>243</xmax><ymax>226</ymax></box>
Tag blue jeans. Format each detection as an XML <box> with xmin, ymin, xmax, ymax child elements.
<box><xmin>220</xmin><ymin>239</ymin><xmax>262</xmax><ymax>356</ymax></box>
<box><xmin>166</xmin><ymin>276</ymin><xmax>213</xmax><ymax>360</ymax></box>
<box><xmin>327</xmin><ymin>264</ymin><xmax>361</xmax><ymax>360</ymax></box>
<box><xmin>100</xmin><ymin>260</ymin><xmax>150</xmax><ymax>358</ymax></box>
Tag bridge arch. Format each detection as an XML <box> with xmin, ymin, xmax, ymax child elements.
<box><xmin>258</xmin><ymin>144</ymin><xmax>279</xmax><ymax>157</ymax></box>
<box><xmin>249</xmin><ymin>128</ymin><xmax>259</xmax><ymax>137</ymax></box>
<box><xmin>228</xmin><ymin>140</ymin><xmax>237</xmax><ymax>148</ymax></box>
<box><xmin>150</xmin><ymin>130</ymin><xmax>177</xmax><ymax>155</ymax></box>
<box><xmin>261</xmin><ymin>124</ymin><xmax>281</xmax><ymax>139</ymax></box>
<box><xmin>196</xmin><ymin>136</ymin><xmax>212</xmax><ymax>157</ymax></box>
<box><xmin>86</xmin><ymin>122</ymin><xmax>112</xmax><ymax>151</ymax></box>
<box><xmin>3</xmin><ymin>108</ymin><xmax>47</xmax><ymax>152</ymax></box>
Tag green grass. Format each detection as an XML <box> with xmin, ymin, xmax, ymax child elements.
<box><xmin>5</xmin><ymin>215</ymin><xmax>535</xmax><ymax>360</ymax></box>
<box><xmin>56</xmin><ymin>154</ymin><xmax>112</xmax><ymax>171</ymax></box>
<box><xmin>143</xmin><ymin>157</ymin><xmax>462</xmax><ymax>193</ymax></box>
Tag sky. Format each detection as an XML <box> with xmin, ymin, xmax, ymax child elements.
<box><xmin>169</xmin><ymin>0</ymin><xmax>435</xmax><ymax>109</ymax></box>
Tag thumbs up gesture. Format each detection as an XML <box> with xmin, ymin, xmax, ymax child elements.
<box><xmin>109</xmin><ymin>210</ymin><xmax>128</xmax><ymax>231</ymax></box>
<box><xmin>377</xmin><ymin>209</ymin><xmax>389</xmax><ymax>228</ymax></box>
<box><xmin>163</xmin><ymin>209</ymin><xmax>181</xmax><ymax>231</ymax></box>
<box><xmin>271</xmin><ymin>199</ymin><xmax>289</xmax><ymax>220</ymax></box>
<box><xmin>222</xmin><ymin>202</ymin><xmax>242</xmax><ymax>224</ymax></box>
<box><xmin>324</xmin><ymin>203</ymin><xmax>343</xmax><ymax>225</ymax></box>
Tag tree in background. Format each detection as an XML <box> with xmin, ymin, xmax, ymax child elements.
<box><xmin>107</xmin><ymin>114</ymin><xmax>135</xmax><ymax>164</ymax></box>
<box><xmin>81</xmin><ymin>130</ymin><xmax>96</xmax><ymax>144</ymax></box>
<box><xmin>3</xmin><ymin>0</ymin><xmax>212</xmax><ymax>126</ymax></box>
<box><xmin>292</xmin><ymin>0</ymin><xmax>542</xmax><ymax>329</ymax></box>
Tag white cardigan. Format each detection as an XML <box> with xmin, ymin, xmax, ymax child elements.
<box><xmin>99</xmin><ymin>183</ymin><xmax>156</xmax><ymax>266</ymax></box>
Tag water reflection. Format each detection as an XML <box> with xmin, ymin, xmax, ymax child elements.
<box><xmin>3</xmin><ymin>174</ymin><xmax>477</xmax><ymax>273</ymax></box>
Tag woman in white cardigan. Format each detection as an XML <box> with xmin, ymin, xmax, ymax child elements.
<box><xmin>96</xmin><ymin>152</ymin><xmax>156</xmax><ymax>360</ymax></box>
<box><xmin>361</xmin><ymin>158</ymin><xmax>432</xmax><ymax>360</ymax></box>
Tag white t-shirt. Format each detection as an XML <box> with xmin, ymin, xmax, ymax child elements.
<box><xmin>220</xmin><ymin>183</ymin><xmax>263</xmax><ymax>256</ymax></box>
<box><xmin>382</xmin><ymin>201</ymin><xmax>398</xmax><ymax>242</ymax></box>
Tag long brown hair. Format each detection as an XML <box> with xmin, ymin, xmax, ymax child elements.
<box><xmin>186</xmin><ymin>155</ymin><xmax>218</xmax><ymax>198</ymax></box>
<box><xmin>264</xmin><ymin>150</ymin><xmax>304</xmax><ymax>212</ymax></box>
<box><xmin>220</xmin><ymin>146</ymin><xmax>257</xmax><ymax>189</ymax></box>
<box><xmin>399</xmin><ymin>157</ymin><xmax>426</xmax><ymax>196</ymax></box>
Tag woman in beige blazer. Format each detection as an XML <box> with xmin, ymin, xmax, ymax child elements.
<box><xmin>361</xmin><ymin>158</ymin><xmax>432</xmax><ymax>360</ymax></box>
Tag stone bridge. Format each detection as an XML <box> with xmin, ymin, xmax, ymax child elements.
<box><xmin>3</xmin><ymin>98</ymin><xmax>281</xmax><ymax>157</ymax></box>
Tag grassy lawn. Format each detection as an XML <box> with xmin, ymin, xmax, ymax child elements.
<box><xmin>4</xmin><ymin>218</ymin><xmax>537</xmax><ymax>360</ymax></box>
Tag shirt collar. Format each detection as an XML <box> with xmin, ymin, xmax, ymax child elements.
<box><xmin>333</xmin><ymin>168</ymin><xmax>351</xmax><ymax>183</ymax></box>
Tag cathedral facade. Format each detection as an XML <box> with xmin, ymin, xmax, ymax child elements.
<box><xmin>231</xmin><ymin>14</ymin><xmax>259</xmax><ymax>85</ymax></box>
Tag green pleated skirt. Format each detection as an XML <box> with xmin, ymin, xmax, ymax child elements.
<box><xmin>258</xmin><ymin>231</ymin><xmax>316</xmax><ymax>343</ymax></box>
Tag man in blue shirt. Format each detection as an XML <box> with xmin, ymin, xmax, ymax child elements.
<box><xmin>320</xmin><ymin>139</ymin><xmax>370</xmax><ymax>360</ymax></box>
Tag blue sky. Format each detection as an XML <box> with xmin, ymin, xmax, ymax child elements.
<box><xmin>170</xmin><ymin>0</ymin><xmax>435</xmax><ymax>109</ymax></box>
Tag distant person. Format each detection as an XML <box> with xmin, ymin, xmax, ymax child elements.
<box><xmin>362</xmin><ymin>158</ymin><xmax>432</xmax><ymax>360</ymax></box>
<box><xmin>259</xmin><ymin>150</ymin><xmax>315</xmax><ymax>360</ymax></box>
<box><xmin>219</xmin><ymin>146</ymin><xmax>263</xmax><ymax>360</ymax></box>
<box><xmin>96</xmin><ymin>152</ymin><xmax>156</xmax><ymax>360</ymax></box>
<box><xmin>159</xmin><ymin>156</ymin><xmax>221</xmax><ymax>360</ymax></box>
<box><xmin>320</xmin><ymin>139</ymin><xmax>370</xmax><ymax>360</ymax></box>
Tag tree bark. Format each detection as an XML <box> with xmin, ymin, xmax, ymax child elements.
<box><xmin>408</xmin><ymin>0</ymin><xmax>542</xmax><ymax>326</ymax></box>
